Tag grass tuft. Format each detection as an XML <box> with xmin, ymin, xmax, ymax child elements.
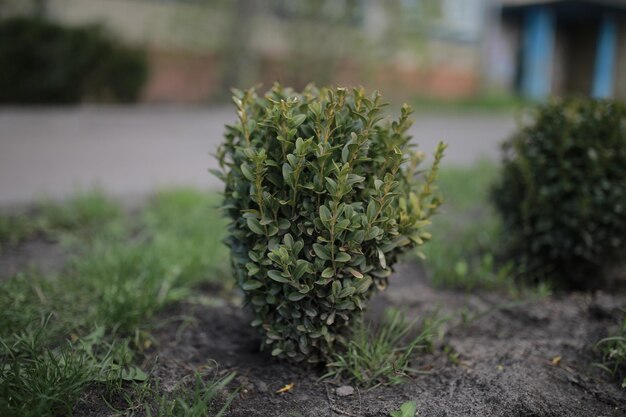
<box><xmin>323</xmin><ymin>308</ymin><xmax>443</xmax><ymax>387</ymax></box>
<box><xmin>0</xmin><ymin>189</ymin><xmax>122</xmax><ymax>252</ymax></box>
<box><xmin>37</xmin><ymin>189</ymin><xmax>123</xmax><ymax>236</ymax></box>
<box><xmin>596</xmin><ymin>316</ymin><xmax>626</xmax><ymax>389</ymax></box>
<box><xmin>0</xmin><ymin>215</ymin><xmax>33</xmax><ymax>250</ymax></box>
<box><xmin>0</xmin><ymin>321</ymin><xmax>140</xmax><ymax>417</ymax></box>
<box><xmin>145</xmin><ymin>371</ymin><xmax>237</xmax><ymax>417</ymax></box>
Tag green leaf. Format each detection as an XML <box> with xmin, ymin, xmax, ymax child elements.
<box><xmin>321</xmin><ymin>267</ymin><xmax>334</xmax><ymax>278</ymax></box>
<box><xmin>338</xmin><ymin>286</ymin><xmax>355</xmax><ymax>298</ymax></box>
<box><xmin>208</xmin><ymin>168</ymin><xmax>224</xmax><ymax>180</ymax></box>
<box><xmin>367</xmin><ymin>201</ymin><xmax>377</xmax><ymax>222</ymax></box>
<box><xmin>293</xmin><ymin>260</ymin><xmax>310</xmax><ymax>280</ymax></box>
<box><xmin>246</xmin><ymin>217</ymin><xmax>264</xmax><ymax>235</ymax></box>
<box><xmin>331</xmin><ymin>280</ymin><xmax>341</xmax><ymax>297</ymax></box>
<box><xmin>336</xmin><ymin>300</ymin><xmax>355</xmax><ymax>310</ymax></box>
<box><xmin>355</xmin><ymin>277</ymin><xmax>372</xmax><ymax>293</ymax></box>
<box><xmin>291</xmin><ymin>114</ymin><xmax>307</xmax><ymax>128</ymax></box>
<box><xmin>282</xmin><ymin>163</ymin><xmax>293</xmax><ymax>186</ymax></box>
<box><xmin>347</xmin><ymin>267</ymin><xmax>363</xmax><ymax>278</ymax></box>
<box><xmin>390</xmin><ymin>401</ymin><xmax>417</xmax><ymax>417</ymax></box>
<box><xmin>325</xmin><ymin>177</ymin><xmax>337</xmax><ymax>194</ymax></box>
<box><xmin>245</xmin><ymin>262</ymin><xmax>260</xmax><ymax>276</ymax></box>
<box><xmin>268</xmin><ymin>270</ymin><xmax>290</xmax><ymax>283</ymax></box>
<box><xmin>121</xmin><ymin>367</ymin><xmax>148</xmax><ymax>382</ymax></box>
<box><xmin>335</xmin><ymin>252</ymin><xmax>351</xmax><ymax>263</ymax></box>
<box><xmin>313</xmin><ymin>243</ymin><xmax>330</xmax><ymax>260</ymax></box>
<box><xmin>341</xmin><ymin>143</ymin><xmax>351</xmax><ymax>163</ymax></box>
<box><xmin>377</xmin><ymin>247</ymin><xmax>387</xmax><ymax>269</ymax></box>
<box><xmin>240</xmin><ymin>163</ymin><xmax>255</xmax><ymax>181</ymax></box>
<box><xmin>242</xmin><ymin>280</ymin><xmax>263</xmax><ymax>290</ymax></box>
<box><xmin>288</xmin><ymin>292</ymin><xmax>306</xmax><ymax>301</ymax></box>
<box><xmin>319</xmin><ymin>205</ymin><xmax>332</xmax><ymax>224</ymax></box>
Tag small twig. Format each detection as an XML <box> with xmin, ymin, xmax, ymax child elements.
<box><xmin>325</xmin><ymin>384</ymin><xmax>334</xmax><ymax>417</ymax></box>
<box><xmin>356</xmin><ymin>386</ymin><xmax>362</xmax><ymax>416</ymax></box>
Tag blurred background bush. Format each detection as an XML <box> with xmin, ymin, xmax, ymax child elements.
<box><xmin>0</xmin><ymin>17</ymin><xmax>147</xmax><ymax>103</ymax></box>
<box><xmin>492</xmin><ymin>99</ymin><xmax>626</xmax><ymax>289</ymax></box>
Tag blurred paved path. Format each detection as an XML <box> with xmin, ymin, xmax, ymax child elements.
<box><xmin>0</xmin><ymin>107</ymin><xmax>516</xmax><ymax>205</ymax></box>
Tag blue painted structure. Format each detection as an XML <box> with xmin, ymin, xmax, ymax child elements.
<box><xmin>592</xmin><ymin>15</ymin><xmax>618</xmax><ymax>98</ymax></box>
<box><xmin>502</xmin><ymin>1</ymin><xmax>626</xmax><ymax>100</ymax></box>
<box><xmin>521</xmin><ymin>6</ymin><xmax>556</xmax><ymax>100</ymax></box>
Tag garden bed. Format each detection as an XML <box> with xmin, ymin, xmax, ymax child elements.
<box><xmin>134</xmin><ymin>263</ymin><xmax>626</xmax><ymax>417</ymax></box>
<box><xmin>1</xmin><ymin>185</ymin><xmax>624</xmax><ymax>416</ymax></box>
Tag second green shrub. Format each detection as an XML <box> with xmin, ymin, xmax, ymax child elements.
<box><xmin>492</xmin><ymin>99</ymin><xmax>626</xmax><ymax>288</ymax></box>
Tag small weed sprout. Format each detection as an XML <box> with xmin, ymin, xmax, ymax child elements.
<box><xmin>595</xmin><ymin>317</ymin><xmax>626</xmax><ymax>389</ymax></box>
<box><xmin>389</xmin><ymin>401</ymin><xmax>417</xmax><ymax>417</ymax></box>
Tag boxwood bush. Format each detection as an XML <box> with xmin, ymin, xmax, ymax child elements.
<box><xmin>0</xmin><ymin>17</ymin><xmax>147</xmax><ymax>104</ymax></box>
<box><xmin>216</xmin><ymin>84</ymin><xmax>444</xmax><ymax>363</ymax></box>
<box><xmin>492</xmin><ymin>99</ymin><xmax>626</xmax><ymax>288</ymax></box>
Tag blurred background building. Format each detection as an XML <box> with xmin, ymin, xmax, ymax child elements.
<box><xmin>496</xmin><ymin>0</ymin><xmax>626</xmax><ymax>100</ymax></box>
<box><xmin>0</xmin><ymin>0</ymin><xmax>625</xmax><ymax>104</ymax></box>
<box><xmin>3</xmin><ymin>0</ymin><xmax>625</xmax><ymax>205</ymax></box>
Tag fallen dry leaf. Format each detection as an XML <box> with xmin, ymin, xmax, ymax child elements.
<box><xmin>276</xmin><ymin>383</ymin><xmax>294</xmax><ymax>394</ymax></box>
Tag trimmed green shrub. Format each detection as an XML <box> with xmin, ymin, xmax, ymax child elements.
<box><xmin>0</xmin><ymin>17</ymin><xmax>147</xmax><ymax>104</ymax></box>
<box><xmin>492</xmin><ymin>99</ymin><xmax>626</xmax><ymax>288</ymax></box>
<box><xmin>216</xmin><ymin>84</ymin><xmax>444</xmax><ymax>363</ymax></box>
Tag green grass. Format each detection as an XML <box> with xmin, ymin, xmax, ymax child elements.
<box><xmin>323</xmin><ymin>308</ymin><xmax>444</xmax><ymax>387</ymax></box>
<box><xmin>411</xmin><ymin>92</ymin><xmax>526</xmax><ymax>114</ymax></box>
<box><xmin>0</xmin><ymin>214</ymin><xmax>33</xmax><ymax>250</ymax></box>
<box><xmin>37</xmin><ymin>190</ymin><xmax>122</xmax><ymax>235</ymax></box>
<box><xmin>420</xmin><ymin>161</ymin><xmax>518</xmax><ymax>291</ymax></box>
<box><xmin>0</xmin><ymin>189</ymin><xmax>123</xmax><ymax>252</ymax></box>
<box><xmin>419</xmin><ymin>161</ymin><xmax>556</xmax><ymax>296</ymax></box>
<box><xmin>145</xmin><ymin>371</ymin><xmax>237</xmax><ymax>417</ymax></box>
<box><xmin>0</xmin><ymin>188</ymin><xmax>233</xmax><ymax>416</ymax></box>
<box><xmin>596</xmin><ymin>316</ymin><xmax>626</xmax><ymax>389</ymax></box>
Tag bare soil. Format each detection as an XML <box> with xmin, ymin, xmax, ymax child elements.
<box><xmin>145</xmin><ymin>263</ymin><xmax>626</xmax><ymax>417</ymax></box>
<box><xmin>0</xmin><ymin>237</ymin><xmax>68</xmax><ymax>281</ymax></box>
